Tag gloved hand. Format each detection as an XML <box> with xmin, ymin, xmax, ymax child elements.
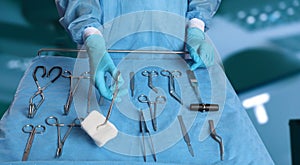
<box><xmin>85</xmin><ymin>34</ymin><xmax>124</xmax><ymax>100</ymax></box>
<box><xmin>186</xmin><ymin>27</ymin><xmax>215</xmax><ymax>70</ymax></box>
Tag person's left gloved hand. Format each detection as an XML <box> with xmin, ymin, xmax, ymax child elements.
<box><xmin>186</xmin><ymin>27</ymin><xmax>215</xmax><ymax>70</ymax></box>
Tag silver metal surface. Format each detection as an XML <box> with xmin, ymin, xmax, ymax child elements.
<box><xmin>160</xmin><ymin>70</ymin><xmax>183</xmax><ymax>105</ymax></box>
<box><xmin>177</xmin><ymin>115</ymin><xmax>194</xmax><ymax>157</ymax></box>
<box><xmin>37</xmin><ymin>48</ymin><xmax>188</xmax><ymax>56</ymax></box>
<box><xmin>138</xmin><ymin>95</ymin><xmax>166</xmax><ymax>131</ymax></box>
<box><xmin>45</xmin><ymin>116</ymin><xmax>81</xmax><ymax>158</ymax></box>
<box><xmin>22</xmin><ymin>124</ymin><xmax>46</xmax><ymax>161</ymax></box>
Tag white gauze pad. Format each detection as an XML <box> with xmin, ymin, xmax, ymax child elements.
<box><xmin>81</xmin><ymin>110</ymin><xmax>118</xmax><ymax>147</ymax></box>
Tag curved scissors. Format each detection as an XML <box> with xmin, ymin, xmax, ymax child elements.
<box><xmin>142</xmin><ymin>70</ymin><xmax>159</xmax><ymax>93</ymax></box>
<box><xmin>45</xmin><ymin>116</ymin><xmax>81</xmax><ymax>158</ymax></box>
<box><xmin>160</xmin><ymin>70</ymin><xmax>183</xmax><ymax>105</ymax></box>
<box><xmin>138</xmin><ymin>95</ymin><xmax>166</xmax><ymax>131</ymax></box>
<box><xmin>22</xmin><ymin>124</ymin><xmax>46</xmax><ymax>161</ymax></box>
<box><xmin>28</xmin><ymin>66</ymin><xmax>62</xmax><ymax>118</ymax></box>
<box><xmin>61</xmin><ymin>71</ymin><xmax>91</xmax><ymax>115</ymax></box>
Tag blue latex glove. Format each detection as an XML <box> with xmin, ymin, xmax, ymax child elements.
<box><xmin>186</xmin><ymin>27</ymin><xmax>215</xmax><ymax>70</ymax></box>
<box><xmin>85</xmin><ymin>34</ymin><xmax>123</xmax><ymax>100</ymax></box>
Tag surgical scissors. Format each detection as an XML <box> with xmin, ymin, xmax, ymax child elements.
<box><xmin>139</xmin><ymin>110</ymin><xmax>156</xmax><ymax>162</ymax></box>
<box><xmin>61</xmin><ymin>71</ymin><xmax>91</xmax><ymax>115</ymax></box>
<box><xmin>160</xmin><ymin>70</ymin><xmax>183</xmax><ymax>105</ymax></box>
<box><xmin>138</xmin><ymin>95</ymin><xmax>166</xmax><ymax>131</ymax></box>
<box><xmin>22</xmin><ymin>124</ymin><xmax>46</xmax><ymax>161</ymax></box>
<box><xmin>28</xmin><ymin>66</ymin><xmax>62</xmax><ymax>118</ymax></box>
<box><xmin>45</xmin><ymin>116</ymin><xmax>81</xmax><ymax>158</ymax></box>
<box><xmin>142</xmin><ymin>70</ymin><xmax>159</xmax><ymax>93</ymax></box>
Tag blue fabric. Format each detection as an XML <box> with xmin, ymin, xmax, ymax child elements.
<box><xmin>55</xmin><ymin>0</ymin><xmax>221</xmax><ymax>44</ymax></box>
<box><xmin>0</xmin><ymin>55</ymin><xmax>274</xmax><ymax>164</ymax></box>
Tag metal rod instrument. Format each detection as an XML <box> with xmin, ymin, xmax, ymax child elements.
<box><xmin>37</xmin><ymin>48</ymin><xmax>189</xmax><ymax>56</ymax></box>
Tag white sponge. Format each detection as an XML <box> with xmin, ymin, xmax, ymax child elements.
<box><xmin>81</xmin><ymin>110</ymin><xmax>118</xmax><ymax>147</ymax></box>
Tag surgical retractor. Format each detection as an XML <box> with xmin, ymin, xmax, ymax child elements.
<box><xmin>208</xmin><ymin>120</ymin><xmax>224</xmax><ymax>161</ymax></box>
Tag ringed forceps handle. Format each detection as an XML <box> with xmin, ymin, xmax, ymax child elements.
<box><xmin>22</xmin><ymin>125</ymin><xmax>46</xmax><ymax>161</ymax></box>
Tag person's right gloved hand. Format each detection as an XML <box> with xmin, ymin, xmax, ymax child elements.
<box><xmin>85</xmin><ymin>34</ymin><xmax>124</xmax><ymax>100</ymax></box>
<box><xmin>186</xmin><ymin>27</ymin><xmax>215</xmax><ymax>70</ymax></box>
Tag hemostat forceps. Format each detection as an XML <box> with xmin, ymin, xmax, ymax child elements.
<box><xmin>45</xmin><ymin>116</ymin><xmax>81</xmax><ymax>158</ymax></box>
<box><xmin>22</xmin><ymin>124</ymin><xmax>46</xmax><ymax>161</ymax></box>
<box><xmin>138</xmin><ymin>95</ymin><xmax>166</xmax><ymax>131</ymax></box>
<box><xmin>28</xmin><ymin>66</ymin><xmax>62</xmax><ymax>118</ymax></box>
<box><xmin>142</xmin><ymin>70</ymin><xmax>159</xmax><ymax>93</ymax></box>
<box><xmin>160</xmin><ymin>70</ymin><xmax>183</xmax><ymax>105</ymax></box>
<box><xmin>139</xmin><ymin>110</ymin><xmax>156</xmax><ymax>162</ymax></box>
<box><xmin>61</xmin><ymin>71</ymin><xmax>91</xmax><ymax>115</ymax></box>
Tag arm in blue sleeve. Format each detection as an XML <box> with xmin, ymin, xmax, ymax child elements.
<box><xmin>187</xmin><ymin>0</ymin><xmax>221</xmax><ymax>30</ymax></box>
<box><xmin>55</xmin><ymin>0</ymin><xmax>102</xmax><ymax>44</ymax></box>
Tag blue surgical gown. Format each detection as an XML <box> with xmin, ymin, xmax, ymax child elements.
<box><xmin>55</xmin><ymin>0</ymin><xmax>221</xmax><ymax>49</ymax></box>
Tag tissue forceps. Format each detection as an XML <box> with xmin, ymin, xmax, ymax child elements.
<box><xmin>98</xmin><ymin>71</ymin><xmax>121</xmax><ymax>127</ymax></box>
<box><xmin>160</xmin><ymin>70</ymin><xmax>183</xmax><ymax>105</ymax></box>
<box><xmin>45</xmin><ymin>116</ymin><xmax>81</xmax><ymax>158</ymax></box>
<box><xmin>139</xmin><ymin>110</ymin><xmax>156</xmax><ymax>162</ymax></box>
<box><xmin>138</xmin><ymin>95</ymin><xmax>166</xmax><ymax>131</ymax></box>
<box><xmin>61</xmin><ymin>71</ymin><xmax>91</xmax><ymax>115</ymax></box>
<box><xmin>28</xmin><ymin>66</ymin><xmax>62</xmax><ymax>118</ymax></box>
<box><xmin>22</xmin><ymin>124</ymin><xmax>46</xmax><ymax>161</ymax></box>
<box><xmin>142</xmin><ymin>70</ymin><xmax>159</xmax><ymax>93</ymax></box>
